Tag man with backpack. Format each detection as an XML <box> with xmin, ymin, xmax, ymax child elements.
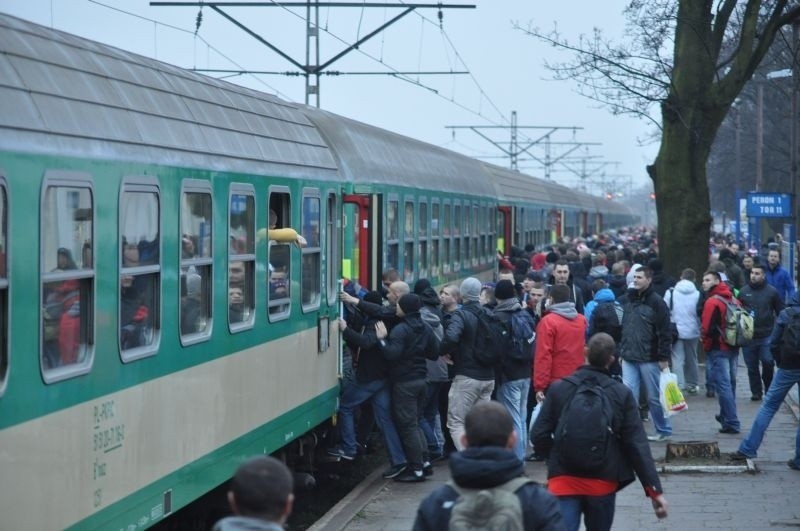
<box><xmin>587</xmin><ymin>280</ymin><xmax>623</xmax><ymax>379</ymax></box>
<box><xmin>493</xmin><ymin>279</ymin><xmax>536</xmax><ymax>462</ymax></box>
<box><xmin>732</xmin><ymin>290</ymin><xmax>800</xmax><ymax>470</ymax></box>
<box><xmin>441</xmin><ymin>277</ymin><xmax>497</xmax><ymax>451</ymax></box>
<box><xmin>413</xmin><ymin>401</ymin><xmax>565</xmax><ymax>531</ymax></box>
<box><xmin>531</xmin><ymin>333</ymin><xmax>668</xmax><ymax>531</ymax></box>
<box><xmin>701</xmin><ymin>270</ymin><xmax>741</xmax><ymax>434</ymax></box>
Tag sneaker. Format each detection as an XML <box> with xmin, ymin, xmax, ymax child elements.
<box><xmin>751</xmin><ymin>394</ymin><xmax>763</xmax><ymax>401</ymax></box>
<box><xmin>382</xmin><ymin>464</ymin><xmax>407</xmax><ymax>479</ymax></box>
<box><xmin>647</xmin><ymin>434</ymin><xmax>671</xmax><ymax>442</ymax></box>
<box><xmin>687</xmin><ymin>385</ymin><xmax>699</xmax><ymax>395</ymax></box>
<box><xmin>730</xmin><ymin>451</ymin><xmax>750</xmax><ymax>462</ymax></box>
<box><xmin>719</xmin><ymin>427</ymin><xmax>740</xmax><ymax>434</ymax></box>
<box><xmin>787</xmin><ymin>459</ymin><xmax>800</xmax><ymax>471</ymax></box>
<box><xmin>423</xmin><ymin>462</ymin><xmax>433</xmax><ymax>476</ymax></box>
<box><xmin>326</xmin><ymin>447</ymin><xmax>355</xmax><ymax>461</ymax></box>
<box><xmin>715</xmin><ymin>414</ymin><xmax>723</xmax><ymax>425</ymax></box>
<box><xmin>394</xmin><ymin>468</ymin><xmax>425</xmax><ymax>483</ymax></box>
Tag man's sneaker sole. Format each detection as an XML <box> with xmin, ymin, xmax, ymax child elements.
<box><xmin>394</xmin><ymin>470</ymin><xmax>425</xmax><ymax>483</ymax></box>
<box><xmin>647</xmin><ymin>434</ymin><xmax>671</xmax><ymax>442</ymax></box>
<box><xmin>382</xmin><ymin>464</ymin><xmax>407</xmax><ymax>479</ymax></box>
<box><xmin>326</xmin><ymin>448</ymin><xmax>355</xmax><ymax>461</ymax></box>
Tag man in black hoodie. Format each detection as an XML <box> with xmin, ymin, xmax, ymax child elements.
<box><xmin>377</xmin><ymin>293</ymin><xmax>440</xmax><ymax>482</ymax></box>
<box><xmin>413</xmin><ymin>401</ymin><xmax>564</xmax><ymax>530</ymax></box>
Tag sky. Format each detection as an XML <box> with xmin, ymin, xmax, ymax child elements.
<box><xmin>1</xmin><ymin>1</ymin><xmax>658</xmax><ymax>197</ymax></box>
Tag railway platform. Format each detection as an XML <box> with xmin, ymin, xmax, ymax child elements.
<box><xmin>309</xmin><ymin>364</ymin><xmax>800</xmax><ymax>531</ymax></box>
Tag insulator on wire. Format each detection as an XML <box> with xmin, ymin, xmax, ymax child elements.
<box><xmin>195</xmin><ymin>7</ymin><xmax>203</xmax><ymax>35</ymax></box>
<box><xmin>438</xmin><ymin>5</ymin><xmax>443</xmax><ymax>29</ymax></box>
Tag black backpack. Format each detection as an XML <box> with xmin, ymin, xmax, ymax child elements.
<box><xmin>590</xmin><ymin>301</ymin><xmax>623</xmax><ymax>342</ymax></box>
<box><xmin>461</xmin><ymin>304</ymin><xmax>507</xmax><ymax>366</ymax></box>
<box><xmin>780</xmin><ymin>308</ymin><xmax>800</xmax><ymax>361</ymax></box>
<box><xmin>554</xmin><ymin>375</ymin><xmax>617</xmax><ymax>474</ymax></box>
<box><xmin>506</xmin><ymin>309</ymin><xmax>535</xmax><ymax>362</ymax></box>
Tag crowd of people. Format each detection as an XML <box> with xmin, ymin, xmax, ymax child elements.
<box><xmin>213</xmin><ymin>227</ymin><xmax>800</xmax><ymax>531</ymax></box>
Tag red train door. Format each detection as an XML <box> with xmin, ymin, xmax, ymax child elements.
<box><xmin>343</xmin><ymin>194</ymin><xmax>382</xmax><ymax>291</ymax></box>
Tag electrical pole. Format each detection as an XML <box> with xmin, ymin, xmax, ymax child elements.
<box><xmin>151</xmin><ymin>1</ymin><xmax>475</xmax><ymax>106</ymax></box>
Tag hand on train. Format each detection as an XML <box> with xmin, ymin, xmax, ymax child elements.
<box><xmin>294</xmin><ymin>235</ymin><xmax>308</xmax><ymax>248</ymax></box>
<box><xmin>339</xmin><ymin>292</ymin><xmax>359</xmax><ymax>305</ymax></box>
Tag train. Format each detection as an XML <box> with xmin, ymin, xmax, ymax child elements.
<box><xmin>0</xmin><ymin>12</ymin><xmax>637</xmax><ymax>530</ymax></box>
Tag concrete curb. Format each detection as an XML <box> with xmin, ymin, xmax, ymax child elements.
<box><xmin>307</xmin><ymin>468</ymin><xmax>389</xmax><ymax>531</ymax></box>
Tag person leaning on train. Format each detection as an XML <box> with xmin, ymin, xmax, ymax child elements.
<box><xmin>255</xmin><ymin>209</ymin><xmax>307</xmax><ymax>248</ymax></box>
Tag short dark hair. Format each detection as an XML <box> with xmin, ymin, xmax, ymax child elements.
<box><xmin>680</xmin><ymin>268</ymin><xmax>696</xmax><ymax>282</ymax></box>
<box><xmin>554</xmin><ymin>258</ymin><xmax>569</xmax><ymax>268</ymax></box>
<box><xmin>587</xmin><ymin>333</ymin><xmax>615</xmax><ymax>368</ymax></box>
<box><xmin>464</xmin><ymin>401</ymin><xmax>513</xmax><ymax>447</ymax></box>
<box><xmin>549</xmin><ymin>283</ymin><xmax>570</xmax><ymax>303</ymax></box>
<box><xmin>703</xmin><ymin>270</ymin><xmax>721</xmax><ymax>281</ymax></box>
<box><xmin>230</xmin><ymin>456</ymin><xmax>293</xmax><ymax>520</ymax></box>
<box><xmin>635</xmin><ymin>266</ymin><xmax>653</xmax><ymax>280</ymax></box>
<box><xmin>750</xmin><ymin>263</ymin><xmax>766</xmax><ymax>274</ymax></box>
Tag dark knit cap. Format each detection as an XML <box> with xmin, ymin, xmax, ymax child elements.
<box><xmin>363</xmin><ymin>290</ymin><xmax>383</xmax><ymax>305</ymax></box>
<box><xmin>413</xmin><ymin>279</ymin><xmax>432</xmax><ymax>295</ymax></box>
<box><xmin>398</xmin><ymin>293</ymin><xmax>422</xmax><ymax>314</ymax></box>
<box><xmin>494</xmin><ymin>280</ymin><xmax>516</xmax><ymax>300</ymax></box>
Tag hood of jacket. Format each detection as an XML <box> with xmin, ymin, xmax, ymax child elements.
<box><xmin>418</xmin><ymin>286</ymin><xmax>442</xmax><ymax>308</ymax></box>
<box><xmin>708</xmin><ymin>280</ymin><xmax>733</xmax><ymax>299</ymax></box>
<box><xmin>593</xmin><ymin>288</ymin><xmax>615</xmax><ymax>303</ymax></box>
<box><xmin>674</xmin><ymin>279</ymin><xmax>698</xmax><ymax>295</ymax></box>
<box><xmin>494</xmin><ymin>298</ymin><xmax>521</xmax><ymax>313</ymax></box>
<box><xmin>546</xmin><ymin>301</ymin><xmax>578</xmax><ymax>320</ymax></box>
<box><xmin>449</xmin><ymin>446</ymin><xmax>525</xmax><ymax>489</ymax></box>
<box><xmin>589</xmin><ymin>265</ymin><xmax>609</xmax><ymax>279</ymax></box>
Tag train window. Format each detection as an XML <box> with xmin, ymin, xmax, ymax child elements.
<box><xmin>229</xmin><ymin>186</ymin><xmax>255</xmax><ymax>331</ymax></box>
<box><xmin>0</xmin><ymin>180</ymin><xmax>7</xmax><ymax>394</ymax></box>
<box><xmin>443</xmin><ymin>202</ymin><xmax>451</xmax><ymax>275</ymax></box>
<box><xmin>301</xmin><ymin>191</ymin><xmax>321</xmax><ymax>309</ymax></box>
<box><xmin>403</xmin><ymin>200</ymin><xmax>414</xmax><ymax>282</ymax></box>
<box><xmin>418</xmin><ymin>200</ymin><xmax>428</xmax><ymax>278</ymax></box>
<box><xmin>431</xmin><ymin>201</ymin><xmax>440</xmax><ymax>278</ymax></box>
<box><xmin>326</xmin><ymin>192</ymin><xmax>339</xmax><ymax>304</ymax></box>
<box><xmin>386</xmin><ymin>198</ymin><xmax>399</xmax><ymax>272</ymax></box>
<box><xmin>268</xmin><ymin>189</ymin><xmax>292</xmax><ymax>320</ymax></box>
<box><xmin>41</xmin><ymin>178</ymin><xmax>94</xmax><ymax>381</ymax></box>
<box><xmin>462</xmin><ymin>203</ymin><xmax>470</xmax><ymax>270</ymax></box>
<box><xmin>480</xmin><ymin>205</ymin><xmax>488</xmax><ymax>264</ymax></box>
<box><xmin>180</xmin><ymin>183</ymin><xmax>213</xmax><ymax>344</ymax></box>
<box><xmin>120</xmin><ymin>183</ymin><xmax>161</xmax><ymax>361</ymax></box>
<box><xmin>453</xmin><ymin>202</ymin><xmax>461</xmax><ymax>272</ymax></box>
<box><xmin>472</xmin><ymin>204</ymin><xmax>479</xmax><ymax>267</ymax></box>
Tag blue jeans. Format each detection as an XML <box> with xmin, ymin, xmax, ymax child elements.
<box><xmin>742</xmin><ymin>338</ymin><xmax>774</xmax><ymax>397</ymax></box>
<box><xmin>738</xmin><ymin>367</ymin><xmax>800</xmax><ymax>461</ymax></box>
<box><xmin>339</xmin><ymin>378</ymin><xmax>406</xmax><ymax>466</ymax></box>
<box><xmin>621</xmin><ymin>359</ymin><xmax>671</xmax><ymax>436</ymax></box>
<box><xmin>498</xmin><ymin>378</ymin><xmax>530</xmax><ymax>461</ymax></box>
<box><xmin>707</xmin><ymin>350</ymin><xmax>740</xmax><ymax>431</ymax></box>
<box><xmin>557</xmin><ymin>493</ymin><xmax>616</xmax><ymax>531</ymax></box>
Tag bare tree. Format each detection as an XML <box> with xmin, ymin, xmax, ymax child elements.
<box><xmin>518</xmin><ymin>1</ymin><xmax>800</xmax><ymax>277</ymax></box>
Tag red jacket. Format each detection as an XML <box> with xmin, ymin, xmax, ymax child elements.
<box><xmin>533</xmin><ymin>306</ymin><xmax>587</xmax><ymax>393</ymax></box>
<box><xmin>701</xmin><ymin>282</ymin><xmax>735</xmax><ymax>352</ymax></box>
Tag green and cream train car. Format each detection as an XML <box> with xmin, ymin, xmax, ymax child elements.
<box><xmin>0</xmin><ymin>12</ymin><xmax>638</xmax><ymax>530</ymax></box>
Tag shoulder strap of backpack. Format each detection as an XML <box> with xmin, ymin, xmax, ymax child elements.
<box><xmin>669</xmin><ymin>288</ymin><xmax>674</xmax><ymax>310</ymax></box>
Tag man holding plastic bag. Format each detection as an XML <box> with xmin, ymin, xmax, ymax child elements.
<box><xmin>659</xmin><ymin>369</ymin><xmax>688</xmax><ymax>416</ymax></box>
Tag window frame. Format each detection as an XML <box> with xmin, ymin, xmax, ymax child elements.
<box><xmin>386</xmin><ymin>195</ymin><xmax>400</xmax><ymax>272</ymax></box>
<box><xmin>179</xmin><ymin>179</ymin><xmax>214</xmax><ymax>346</ymax></box>
<box><xmin>0</xmin><ymin>176</ymin><xmax>8</xmax><ymax>396</ymax></box>
<box><xmin>228</xmin><ymin>183</ymin><xmax>256</xmax><ymax>332</ymax></box>
<box><xmin>325</xmin><ymin>190</ymin><xmax>339</xmax><ymax>305</ymax></box>
<box><xmin>403</xmin><ymin>197</ymin><xmax>415</xmax><ymax>283</ymax></box>
<box><xmin>268</xmin><ymin>185</ymin><xmax>292</xmax><ymax>322</ymax></box>
<box><xmin>119</xmin><ymin>178</ymin><xmax>161</xmax><ymax>362</ymax></box>
<box><xmin>301</xmin><ymin>188</ymin><xmax>322</xmax><ymax>312</ymax></box>
<box><xmin>40</xmin><ymin>171</ymin><xmax>95</xmax><ymax>383</ymax></box>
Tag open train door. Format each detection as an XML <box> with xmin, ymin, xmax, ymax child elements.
<box><xmin>343</xmin><ymin>194</ymin><xmax>382</xmax><ymax>290</ymax></box>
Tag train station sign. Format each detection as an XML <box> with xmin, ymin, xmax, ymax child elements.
<box><xmin>746</xmin><ymin>192</ymin><xmax>792</xmax><ymax>218</ymax></box>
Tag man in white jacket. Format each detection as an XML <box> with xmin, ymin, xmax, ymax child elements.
<box><xmin>664</xmin><ymin>268</ymin><xmax>702</xmax><ymax>393</ymax></box>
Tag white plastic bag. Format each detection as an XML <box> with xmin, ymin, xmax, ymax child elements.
<box><xmin>659</xmin><ymin>368</ymin><xmax>688</xmax><ymax>417</ymax></box>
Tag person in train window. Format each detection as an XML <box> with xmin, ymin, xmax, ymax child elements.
<box><xmin>180</xmin><ymin>268</ymin><xmax>204</xmax><ymax>335</ymax></box>
<box><xmin>120</xmin><ymin>241</ymin><xmax>151</xmax><ymax>349</ymax></box>
<box><xmin>211</xmin><ymin>456</ymin><xmax>294</xmax><ymax>531</ymax></box>
<box><xmin>256</xmin><ymin>209</ymin><xmax>307</xmax><ymax>247</ymax></box>
<box><xmin>229</xmin><ymin>286</ymin><xmax>245</xmax><ymax>323</ymax></box>
<box><xmin>45</xmin><ymin>248</ymin><xmax>81</xmax><ymax>365</ymax></box>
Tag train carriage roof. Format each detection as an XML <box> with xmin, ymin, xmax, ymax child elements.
<box><xmin>483</xmin><ymin>162</ymin><xmax>600</xmax><ymax>211</ymax></box>
<box><xmin>302</xmin><ymin>107</ymin><xmax>496</xmax><ymax>196</ymax></box>
<box><xmin>0</xmin><ymin>13</ymin><xmax>339</xmax><ymax>180</ymax></box>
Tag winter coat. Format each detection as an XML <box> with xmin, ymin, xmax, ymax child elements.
<box><xmin>380</xmin><ymin>312</ymin><xmax>439</xmax><ymax>383</ymax></box>
<box><xmin>493</xmin><ymin>298</ymin><xmax>533</xmax><ymax>383</ymax></box>
<box><xmin>441</xmin><ymin>301</ymin><xmax>495</xmax><ymax>381</ymax></box>
<box><xmin>533</xmin><ymin>302</ymin><xmax>587</xmax><ymax>393</ymax></box>
<box><xmin>420</xmin><ymin>303</ymin><xmax>448</xmax><ymax>382</ymax></box>
<box><xmin>701</xmin><ymin>281</ymin><xmax>736</xmax><ymax>352</ymax></box>
<box><xmin>618</xmin><ymin>285</ymin><xmax>672</xmax><ymax>363</ymax></box>
<box><xmin>738</xmin><ymin>280</ymin><xmax>784</xmax><ymax>339</ymax></box>
<box><xmin>341</xmin><ymin>313</ymin><xmax>388</xmax><ymax>384</ymax></box>
<box><xmin>412</xmin><ymin>447</ymin><xmax>565</xmax><ymax>531</ymax></box>
<box><xmin>584</xmin><ymin>287</ymin><xmax>616</xmax><ymax>332</ymax></box>
<box><xmin>664</xmin><ymin>280</ymin><xmax>701</xmax><ymax>340</ymax></box>
<box><xmin>530</xmin><ymin>366</ymin><xmax>664</xmax><ymax>494</ymax></box>
<box><xmin>769</xmin><ymin>291</ymin><xmax>800</xmax><ymax>370</ymax></box>
<box><xmin>212</xmin><ymin>516</ymin><xmax>284</xmax><ymax>531</ymax></box>
<box><xmin>649</xmin><ymin>271</ymin><xmax>675</xmax><ymax>298</ymax></box>
<box><xmin>766</xmin><ymin>262</ymin><xmax>796</xmax><ymax>304</ymax></box>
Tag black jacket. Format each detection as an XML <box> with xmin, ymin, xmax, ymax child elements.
<box><xmin>738</xmin><ymin>281</ymin><xmax>784</xmax><ymax>339</ymax></box>
<box><xmin>441</xmin><ymin>301</ymin><xmax>495</xmax><ymax>381</ymax></box>
<box><xmin>412</xmin><ymin>447</ymin><xmax>565</xmax><ymax>531</ymax></box>
<box><xmin>380</xmin><ymin>312</ymin><xmax>439</xmax><ymax>383</ymax></box>
<box><xmin>493</xmin><ymin>300</ymin><xmax>534</xmax><ymax>383</ymax></box>
<box><xmin>618</xmin><ymin>286</ymin><xmax>672</xmax><ymax>363</ymax></box>
<box><xmin>769</xmin><ymin>291</ymin><xmax>800</xmax><ymax>370</ymax></box>
<box><xmin>341</xmin><ymin>314</ymin><xmax>388</xmax><ymax>384</ymax></box>
<box><xmin>530</xmin><ymin>366</ymin><xmax>663</xmax><ymax>495</ymax></box>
